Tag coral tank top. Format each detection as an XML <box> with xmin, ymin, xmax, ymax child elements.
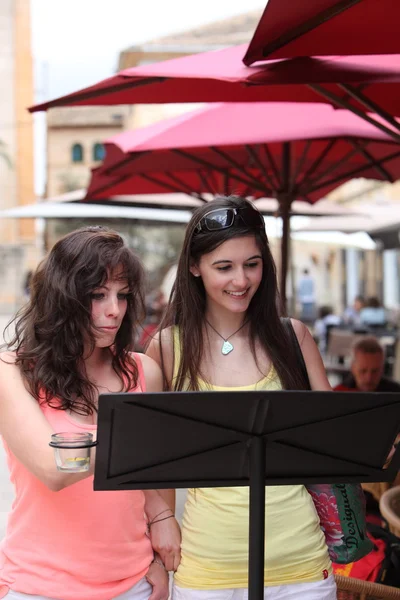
<box><xmin>0</xmin><ymin>354</ymin><xmax>153</xmax><ymax>600</ymax></box>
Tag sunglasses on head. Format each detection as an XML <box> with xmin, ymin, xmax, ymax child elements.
<box><xmin>195</xmin><ymin>206</ymin><xmax>265</xmax><ymax>234</ymax></box>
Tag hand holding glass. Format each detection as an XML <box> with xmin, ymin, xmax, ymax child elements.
<box><xmin>49</xmin><ymin>432</ymin><xmax>97</xmax><ymax>473</ymax></box>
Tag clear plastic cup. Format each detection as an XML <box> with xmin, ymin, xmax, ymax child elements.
<box><xmin>49</xmin><ymin>432</ymin><xmax>96</xmax><ymax>473</ymax></box>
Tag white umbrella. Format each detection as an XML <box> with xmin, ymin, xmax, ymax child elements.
<box><xmin>0</xmin><ymin>202</ymin><xmax>192</xmax><ymax>223</ymax></box>
<box><xmin>13</xmin><ymin>188</ymin><xmax>355</xmax><ymax>217</ymax></box>
<box><xmin>294</xmin><ymin>203</ymin><xmax>396</xmax><ymax>233</ymax></box>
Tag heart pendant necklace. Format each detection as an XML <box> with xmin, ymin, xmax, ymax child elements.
<box><xmin>206</xmin><ymin>319</ymin><xmax>248</xmax><ymax>355</ymax></box>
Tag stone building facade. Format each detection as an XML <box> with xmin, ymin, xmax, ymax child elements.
<box><xmin>0</xmin><ymin>0</ymin><xmax>36</xmax><ymax>312</ymax></box>
<box><xmin>46</xmin><ymin>105</ymin><xmax>128</xmax><ymax>197</ymax></box>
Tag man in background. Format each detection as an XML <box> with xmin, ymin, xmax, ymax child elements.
<box><xmin>334</xmin><ymin>337</ymin><xmax>400</xmax><ymax>509</ymax></box>
<box><xmin>334</xmin><ymin>336</ymin><xmax>400</xmax><ymax>392</ymax></box>
<box><xmin>297</xmin><ymin>268</ymin><xmax>316</xmax><ymax>323</ymax></box>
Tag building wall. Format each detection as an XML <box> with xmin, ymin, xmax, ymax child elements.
<box><xmin>0</xmin><ymin>0</ymin><xmax>17</xmax><ymax>239</ymax></box>
<box><xmin>47</xmin><ymin>126</ymin><xmax>119</xmax><ymax>197</ymax></box>
<box><xmin>46</xmin><ymin>106</ymin><xmax>128</xmax><ymax>197</ymax></box>
<box><xmin>14</xmin><ymin>0</ymin><xmax>35</xmax><ymax>242</ymax></box>
<box><xmin>0</xmin><ymin>0</ymin><xmax>36</xmax><ymax>312</ymax></box>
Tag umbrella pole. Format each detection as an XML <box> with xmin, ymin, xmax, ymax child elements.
<box><xmin>278</xmin><ymin>142</ymin><xmax>293</xmax><ymax>314</ymax></box>
<box><xmin>279</xmin><ymin>196</ymin><xmax>291</xmax><ymax>314</ymax></box>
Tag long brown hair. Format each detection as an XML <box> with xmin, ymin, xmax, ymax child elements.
<box><xmin>159</xmin><ymin>196</ymin><xmax>307</xmax><ymax>391</ymax></box>
<box><xmin>4</xmin><ymin>226</ymin><xmax>145</xmax><ymax>415</ymax></box>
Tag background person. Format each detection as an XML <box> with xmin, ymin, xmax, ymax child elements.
<box><xmin>313</xmin><ymin>306</ymin><xmax>342</xmax><ymax>354</ymax></box>
<box><xmin>359</xmin><ymin>297</ymin><xmax>387</xmax><ymax>328</ymax></box>
<box><xmin>147</xmin><ymin>196</ymin><xmax>337</xmax><ymax>600</ymax></box>
<box><xmin>0</xmin><ymin>227</ymin><xmax>180</xmax><ymax>600</ymax></box>
<box><xmin>297</xmin><ymin>268</ymin><xmax>316</xmax><ymax>323</ymax></box>
<box><xmin>342</xmin><ymin>295</ymin><xmax>365</xmax><ymax>327</ymax></box>
<box><xmin>334</xmin><ymin>336</ymin><xmax>400</xmax><ymax>392</ymax></box>
<box><xmin>334</xmin><ymin>336</ymin><xmax>400</xmax><ymax>513</ymax></box>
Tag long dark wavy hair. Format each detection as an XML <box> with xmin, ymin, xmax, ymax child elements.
<box><xmin>4</xmin><ymin>226</ymin><xmax>145</xmax><ymax>415</ymax></box>
<box><xmin>159</xmin><ymin>196</ymin><xmax>307</xmax><ymax>391</ymax></box>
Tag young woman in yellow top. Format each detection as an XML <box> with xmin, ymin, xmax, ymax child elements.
<box><xmin>147</xmin><ymin>196</ymin><xmax>337</xmax><ymax>600</ymax></box>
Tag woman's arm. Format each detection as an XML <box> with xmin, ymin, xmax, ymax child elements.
<box><xmin>0</xmin><ymin>353</ymin><xmax>94</xmax><ymax>491</ymax></box>
<box><xmin>145</xmin><ymin>328</ymin><xmax>174</xmax><ymax>387</ymax></box>
<box><xmin>137</xmin><ymin>352</ymin><xmax>181</xmax><ymax>572</ymax></box>
<box><xmin>290</xmin><ymin>319</ymin><xmax>332</xmax><ymax>391</ymax></box>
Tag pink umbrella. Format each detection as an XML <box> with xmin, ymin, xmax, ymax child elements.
<box><xmin>244</xmin><ymin>0</ymin><xmax>399</xmax><ymax>64</ymax></box>
<box><xmin>29</xmin><ymin>46</ymin><xmax>400</xmax><ymax>141</ymax></box>
<box><xmin>83</xmin><ymin>102</ymin><xmax>400</xmax><ymax>305</ymax></box>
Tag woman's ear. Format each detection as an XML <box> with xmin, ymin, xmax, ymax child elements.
<box><xmin>190</xmin><ymin>265</ymin><xmax>200</xmax><ymax>278</ymax></box>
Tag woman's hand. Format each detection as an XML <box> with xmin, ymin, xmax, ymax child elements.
<box><xmin>146</xmin><ymin>559</ymin><xmax>169</xmax><ymax>600</ymax></box>
<box><xmin>148</xmin><ymin>513</ymin><xmax>181</xmax><ymax>572</ymax></box>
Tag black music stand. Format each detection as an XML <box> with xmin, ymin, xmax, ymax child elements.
<box><xmin>95</xmin><ymin>390</ymin><xmax>400</xmax><ymax>600</ymax></box>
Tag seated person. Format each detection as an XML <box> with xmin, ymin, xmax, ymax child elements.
<box><xmin>359</xmin><ymin>296</ymin><xmax>386</xmax><ymax>328</ymax></box>
<box><xmin>334</xmin><ymin>336</ymin><xmax>400</xmax><ymax>392</ymax></box>
<box><xmin>342</xmin><ymin>295</ymin><xmax>365</xmax><ymax>327</ymax></box>
<box><xmin>335</xmin><ymin>337</ymin><xmax>400</xmax><ymax>509</ymax></box>
<box><xmin>313</xmin><ymin>305</ymin><xmax>341</xmax><ymax>353</ymax></box>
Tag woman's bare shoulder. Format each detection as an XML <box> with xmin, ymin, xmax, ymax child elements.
<box><xmin>151</xmin><ymin>326</ymin><xmax>174</xmax><ymax>345</ymax></box>
<box><xmin>289</xmin><ymin>318</ymin><xmax>308</xmax><ymax>345</ymax></box>
<box><xmin>133</xmin><ymin>352</ymin><xmax>163</xmax><ymax>392</ymax></box>
<box><xmin>0</xmin><ymin>350</ymin><xmax>17</xmax><ymax>368</ymax></box>
<box><xmin>146</xmin><ymin>326</ymin><xmax>174</xmax><ymax>358</ymax></box>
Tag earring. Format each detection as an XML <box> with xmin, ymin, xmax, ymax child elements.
<box><xmin>193</xmin><ymin>273</ymin><xmax>200</xmax><ymax>277</ymax></box>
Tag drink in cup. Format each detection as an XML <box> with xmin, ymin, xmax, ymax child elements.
<box><xmin>49</xmin><ymin>432</ymin><xmax>96</xmax><ymax>473</ymax></box>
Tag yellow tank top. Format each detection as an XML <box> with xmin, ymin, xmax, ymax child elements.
<box><xmin>172</xmin><ymin>328</ymin><xmax>331</xmax><ymax>589</ymax></box>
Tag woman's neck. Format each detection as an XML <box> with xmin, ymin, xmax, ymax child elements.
<box><xmin>84</xmin><ymin>346</ymin><xmax>112</xmax><ymax>371</ymax></box>
<box><xmin>204</xmin><ymin>306</ymin><xmax>248</xmax><ymax>339</ymax></box>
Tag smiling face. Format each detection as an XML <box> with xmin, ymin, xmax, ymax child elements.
<box><xmin>190</xmin><ymin>235</ymin><xmax>263</xmax><ymax>316</ymax></box>
<box><xmin>90</xmin><ymin>270</ymin><xmax>130</xmax><ymax>348</ymax></box>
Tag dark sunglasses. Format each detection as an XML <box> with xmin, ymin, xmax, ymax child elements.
<box><xmin>195</xmin><ymin>206</ymin><xmax>265</xmax><ymax>233</ymax></box>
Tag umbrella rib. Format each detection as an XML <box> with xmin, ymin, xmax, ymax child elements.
<box><xmin>172</xmin><ymin>148</ymin><xmax>270</xmax><ymax>194</ymax></box>
<box><xmin>245</xmin><ymin>145</ymin><xmax>277</xmax><ymax>192</ymax></box>
<box><xmin>347</xmin><ymin>139</ymin><xmax>394</xmax><ymax>181</ymax></box>
<box><xmin>309</xmin><ymin>84</ymin><xmax>400</xmax><ymax>142</ymax></box>
<box><xmin>289</xmin><ymin>140</ymin><xmax>312</xmax><ymax>193</ymax></box>
<box><xmin>300</xmin><ymin>142</ymin><xmax>367</xmax><ymax>193</ymax></box>
<box><xmin>281</xmin><ymin>141</ymin><xmax>291</xmax><ymax>194</ymax></box>
<box><xmin>223</xmin><ymin>172</ymin><xmax>230</xmax><ymax>196</ymax></box>
<box><xmin>139</xmin><ymin>172</ymin><xmax>193</xmax><ymax>195</ymax></box>
<box><xmin>245</xmin><ymin>0</ymin><xmax>362</xmax><ymax>62</ymax></box>
<box><xmin>209</xmin><ymin>146</ymin><xmax>264</xmax><ymax>187</ymax></box>
<box><xmin>139</xmin><ymin>172</ymin><xmax>208</xmax><ymax>201</ymax></box>
<box><xmin>306</xmin><ymin>148</ymin><xmax>400</xmax><ymax>193</ymax></box>
<box><xmin>262</xmin><ymin>144</ymin><xmax>282</xmax><ymax>188</ymax></box>
<box><xmin>197</xmin><ymin>171</ymin><xmax>215</xmax><ymax>197</ymax></box>
<box><xmin>338</xmin><ymin>84</ymin><xmax>400</xmax><ymax>133</ymax></box>
<box><xmin>102</xmin><ymin>151</ymin><xmax>149</xmax><ymax>176</ymax></box>
<box><xmin>297</xmin><ymin>139</ymin><xmax>338</xmax><ymax>187</ymax></box>
<box><xmin>87</xmin><ymin>170</ymin><xmax>140</xmax><ymax>198</ymax></box>
<box><xmin>32</xmin><ymin>77</ymin><xmax>168</xmax><ymax>110</ymax></box>
<box><xmin>162</xmin><ymin>171</ymin><xmax>206</xmax><ymax>198</ymax></box>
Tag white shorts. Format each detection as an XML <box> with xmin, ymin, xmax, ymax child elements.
<box><xmin>172</xmin><ymin>575</ymin><xmax>337</xmax><ymax>600</ymax></box>
<box><xmin>3</xmin><ymin>576</ymin><xmax>152</xmax><ymax>600</ymax></box>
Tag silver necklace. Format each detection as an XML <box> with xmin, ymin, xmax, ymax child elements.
<box><xmin>205</xmin><ymin>319</ymin><xmax>248</xmax><ymax>355</ymax></box>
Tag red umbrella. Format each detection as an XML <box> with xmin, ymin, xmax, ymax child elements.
<box><xmin>244</xmin><ymin>0</ymin><xmax>400</xmax><ymax>65</ymax></box>
<box><xmin>83</xmin><ymin>102</ymin><xmax>400</xmax><ymax>306</ymax></box>
<box><xmin>29</xmin><ymin>46</ymin><xmax>400</xmax><ymax>141</ymax></box>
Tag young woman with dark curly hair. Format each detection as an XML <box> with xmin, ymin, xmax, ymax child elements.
<box><xmin>0</xmin><ymin>227</ymin><xmax>180</xmax><ymax>600</ymax></box>
<box><xmin>147</xmin><ymin>197</ymin><xmax>337</xmax><ymax>600</ymax></box>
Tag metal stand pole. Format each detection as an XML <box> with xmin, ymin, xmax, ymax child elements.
<box><xmin>248</xmin><ymin>436</ymin><xmax>265</xmax><ymax>600</ymax></box>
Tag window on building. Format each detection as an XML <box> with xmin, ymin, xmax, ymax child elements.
<box><xmin>71</xmin><ymin>143</ymin><xmax>84</xmax><ymax>163</ymax></box>
<box><xmin>93</xmin><ymin>143</ymin><xmax>105</xmax><ymax>162</ymax></box>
